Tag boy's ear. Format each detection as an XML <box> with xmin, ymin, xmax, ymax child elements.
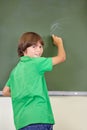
<box><xmin>23</xmin><ymin>49</ymin><xmax>27</xmax><ymax>56</ymax></box>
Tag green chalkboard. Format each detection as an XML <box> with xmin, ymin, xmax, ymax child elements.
<box><xmin>0</xmin><ymin>0</ymin><xmax>87</xmax><ymax>91</ymax></box>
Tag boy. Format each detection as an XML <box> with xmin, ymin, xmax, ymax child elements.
<box><xmin>3</xmin><ymin>32</ymin><xmax>66</xmax><ymax>130</ymax></box>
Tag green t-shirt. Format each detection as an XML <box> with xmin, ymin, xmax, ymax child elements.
<box><xmin>6</xmin><ymin>56</ymin><xmax>55</xmax><ymax>130</ymax></box>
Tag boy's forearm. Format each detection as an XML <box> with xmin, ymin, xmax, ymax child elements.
<box><xmin>57</xmin><ymin>42</ymin><xmax>66</xmax><ymax>61</ymax></box>
<box><xmin>52</xmin><ymin>45</ymin><xmax>66</xmax><ymax>65</ymax></box>
<box><xmin>52</xmin><ymin>35</ymin><xmax>66</xmax><ymax>65</ymax></box>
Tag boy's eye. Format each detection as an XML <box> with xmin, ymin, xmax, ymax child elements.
<box><xmin>32</xmin><ymin>45</ymin><xmax>36</xmax><ymax>48</ymax></box>
<box><xmin>39</xmin><ymin>45</ymin><xmax>42</xmax><ymax>48</ymax></box>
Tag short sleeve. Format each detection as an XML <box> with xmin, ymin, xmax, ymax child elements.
<box><xmin>5</xmin><ymin>71</ymin><xmax>13</xmax><ymax>88</ymax></box>
<box><xmin>5</xmin><ymin>77</ymin><xmax>11</xmax><ymax>87</ymax></box>
<box><xmin>34</xmin><ymin>57</ymin><xmax>53</xmax><ymax>74</ymax></box>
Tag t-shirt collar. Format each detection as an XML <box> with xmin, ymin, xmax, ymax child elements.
<box><xmin>20</xmin><ymin>56</ymin><xmax>31</xmax><ymax>62</ymax></box>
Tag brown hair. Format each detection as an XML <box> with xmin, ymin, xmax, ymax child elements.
<box><xmin>18</xmin><ymin>32</ymin><xmax>44</xmax><ymax>57</ymax></box>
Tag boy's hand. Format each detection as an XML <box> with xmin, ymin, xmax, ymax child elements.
<box><xmin>52</xmin><ymin>34</ymin><xmax>63</xmax><ymax>46</ymax></box>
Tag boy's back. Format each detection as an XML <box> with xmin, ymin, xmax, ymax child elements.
<box><xmin>7</xmin><ymin>56</ymin><xmax>55</xmax><ymax>129</ymax></box>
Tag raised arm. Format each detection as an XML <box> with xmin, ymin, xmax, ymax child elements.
<box><xmin>52</xmin><ymin>35</ymin><xmax>66</xmax><ymax>65</ymax></box>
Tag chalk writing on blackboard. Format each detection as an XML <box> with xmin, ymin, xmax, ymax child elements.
<box><xmin>50</xmin><ymin>20</ymin><xmax>63</xmax><ymax>36</ymax></box>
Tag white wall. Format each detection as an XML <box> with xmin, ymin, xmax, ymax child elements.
<box><xmin>0</xmin><ymin>96</ymin><xmax>87</xmax><ymax>130</ymax></box>
<box><xmin>0</xmin><ymin>97</ymin><xmax>15</xmax><ymax>130</ymax></box>
<box><xmin>51</xmin><ymin>96</ymin><xmax>87</xmax><ymax>130</ymax></box>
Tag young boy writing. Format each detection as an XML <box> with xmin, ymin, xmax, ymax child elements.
<box><xmin>2</xmin><ymin>32</ymin><xmax>66</xmax><ymax>130</ymax></box>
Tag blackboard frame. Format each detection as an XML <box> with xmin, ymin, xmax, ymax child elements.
<box><xmin>0</xmin><ymin>0</ymin><xmax>87</xmax><ymax>92</ymax></box>
<box><xmin>0</xmin><ymin>91</ymin><xmax>87</xmax><ymax>96</ymax></box>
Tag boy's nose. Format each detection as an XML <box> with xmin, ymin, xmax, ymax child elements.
<box><xmin>36</xmin><ymin>47</ymin><xmax>40</xmax><ymax>52</ymax></box>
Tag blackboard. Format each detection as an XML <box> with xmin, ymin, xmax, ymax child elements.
<box><xmin>0</xmin><ymin>0</ymin><xmax>87</xmax><ymax>91</ymax></box>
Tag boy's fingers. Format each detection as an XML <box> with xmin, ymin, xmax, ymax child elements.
<box><xmin>52</xmin><ymin>34</ymin><xmax>59</xmax><ymax>38</ymax></box>
<box><xmin>52</xmin><ymin>34</ymin><xmax>54</xmax><ymax>38</ymax></box>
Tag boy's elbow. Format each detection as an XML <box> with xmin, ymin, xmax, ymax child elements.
<box><xmin>61</xmin><ymin>55</ymin><xmax>66</xmax><ymax>62</ymax></box>
<box><xmin>2</xmin><ymin>90</ymin><xmax>6</xmax><ymax>96</ymax></box>
<box><xmin>2</xmin><ymin>89</ymin><xmax>8</xmax><ymax>96</ymax></box>
<box><xmin>59</xmin><ymin>53</ymin><xmax>66</xmax><ymax>63</ymax></box>
<box><xmin>52</xmin><ymin>55</ymin><xmax>66</xmax><ymax>65</ymax></box>
<box><xmin>2</xmin><ymin>87</ymin><xmax>11</xmax><ymax>97</ymax></box>
<box><xmin>2</xmin><ymin>91</ymin><xmax>10</xmax><ymax>97</ymax></box>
